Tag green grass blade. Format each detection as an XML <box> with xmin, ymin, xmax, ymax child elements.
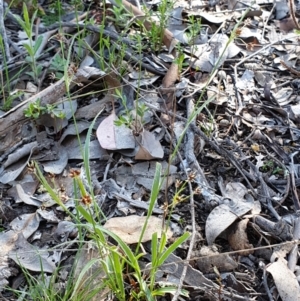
<box><xmin>111</xmin><ymin>250</ymin><xmax>126</xmax><ymax>299</ymax></box>
<box><xmin>23</xmin><ymin>43</ymin><xmax>34</xmax><ymax>57</ymax></box>
<box><xmin>151</xmin><ymin>232</ymin><xmax>158</xmax><ymax>266</ymax></box>
<box><xmin>135</xmin><ymin>162</ymin><xmax>161</xmax><ymax>254</ymax></box>
<box><xmin>153</xmin><ymin>286</ymin><xmax>189</xmax><ymax>297</ymax></box>
<box><xmin>34</xmin><ymin>35</ymin><xmax>43</xmax><ymax>54</ymax></box>
<box><xmin>77</xmin><ymin>205</ymin><xmax>94</xmax><ymax>224</ymax></box>
<box><xmin>83</xmin><ymin>110</ymin><xmax>103</xmax><ymax>191</ymax></box>
<box><xmin>70</xmin><ymin>258</ymin><xmax>100</xmax><ymax>299</ymax></box>
<box><xmin>34</xmin><ymin>162</ymin><xmax>69</xmax><ymax>212</ymax></box>
<box><xmin>148</xmin><ymin>162</ymin><xmax>162</xmax><ymax>214</ymax></box>
<box><xmin>22</xmin><ymin>3</ymin><xmax>30</xmax><ymax>34</ymax></box>
<box><xmin>157</xmin><ymin>232</ymin><xmax>190</xmax><ymax>266</ymax></box>
<box><xmin>158</xmin><ymin>231</ymin><xmax>167</xmax><ymax>254</ymax></box>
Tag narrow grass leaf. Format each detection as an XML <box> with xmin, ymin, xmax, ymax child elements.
<box><xmin>144</xmin><ymin>285</ymin><xmax>156</xmax><ymax>301</ymax></box>
<box><xmin>23</xmin><ymin>44</ymin><xmax>34</xmax><ymax>57</ymax></box>
<box><xmin>158</xmin><ymin>231</ymin><xmax>167</xmax><ymax>254</ymax></box>
<box><xmin>153</xmin><ymin>287</ymin><xmax>189</xmax><ymax>297</ymax></box>
<box><xmin>70</xmin><ymin>258</ymin><xmax>99</xmax><ymax>299</ymax></box>
<box><xmin>22</xmin><ymin>4</ymin><xmax>31</xmax><ymax>36</ymax></box>
<box><xmin>83</xmin><ymin>110</ymin><xmax>104</xmax><ymax>190</ymax></box>
<box><xmin>151</xmin><ymin>232</ymin><xmax>158</xmax><ymax>266</ymax></box>
<box><xmin>111</xmin><ymin>250</ymin><xmax>126</xmax><ymax>299</ymax></box>
<box><xmin>157</xmin><ymin>232</ymin><xmax>190</xmax><ymax>266</ymax></box>
<box><xmin>94</xmin><ymin>225</ymin><xmax>142</xmax><ymax>276</ymax></box>
<box><xmin>149</xmin><ymin>162</ymin><xmax>162</xmax><ymax>210</ymax></box>
<box><xmin>34</xmin><ymin>36</ymin><xmax>43</xmax><ymax>54</ymax></box>
<box><xmin>136</xmin><ymin>162</ymin><xmax>161</xmax><ymax>254</ymax></box>
<box><xmin>34</xmin><ymin>162</ymin><xmax>69</xmax><ymax>212</ymax></box>
<box><xmin>77</xmin><ymin>205</ymin><xmax>94</xmax><ymax>224</ymax></box>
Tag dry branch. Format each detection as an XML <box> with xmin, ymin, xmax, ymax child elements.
<box><xmin>0</xmin><ymin>70</ymin><xmax>87</xmax><ymax>155</ymax></box>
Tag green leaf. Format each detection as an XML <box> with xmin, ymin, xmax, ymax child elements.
<box><xmin>157</xmin><ymin>232</ymin><xmax>190</xmax><ymax>266</ymax></box>
<box><xmin>22</xmin><ymin>3</ymin><xmax>31</xmax><ymax>35</ymax></box>
<box><xmin>25</xmin><ymin>71</ymin><xmax>36</xmax><ymax>80</ymax></box>
<box><xmin>23</xmin><ymin>44</ymin><xmax>34</xmax><ymax>57</ymax></box>
<box><xmin>24</xmin><ymin>110</ymin><xmax>32</xmax><ymax>118</ymax></box>
<box><xmin>83</xmin><ymin>110</ymin><xmax>104</xmax><ymax>191</ymax></box>
<box><xmin>77</xmin><ymin>205</ymin><xmax>94</xmax><ymax>224</ymax></box>
<box><xmin>30</xmin><ymin>10</ymin><xmax>38</xmax><ymax>30</ymax></box>
<box><xmin>114</xmin><ymin>119</ymin><xmax>123</xmax><ymax>126</ymax></box>
<box><xmin>143</xmin><ymin>285</ymin><xmax>156</xmax><ymax>301</ymax></box>
<box><xmin>158</xmin><ymin>231</ymin><xmax>167</xmax><ymax>254</ymax></box>
<box><xmin>148</xmin><ymin>162</ymin><xmax>162</xmax><ymax>214</ymax></box>
<box><xmin>135</xmin><ymin>162</ymin><xmax>161</xmax><ymax>254</ymax></box>
<box><xmin>93</xmin><ymin>225</ymin><xmax>142</xmax><ymax>276</ymax></box>
<box><xmin>151</xmin><ymin>232</ymin><xmax>158</xmax><ymax>266</ymax></box>
<box><xmin>34</xmin><ymin>35</ymin><xmax>43</xmax><ymax>54</ymax></box>
<box><xmin>55</xmin><ymin>72</ymin><xmax>64</xmax><ymax>79</ymax></box>
<box><xmin>153</xmin><ymin>287</ymin><xmax>189</xmax><ymax>297</ymax></box>
<box><xmin>36</xmin><ymin>64</ymin><xmax>43</xmax><ymax>76</ymax></box>
<box><xmin>51</xmin><ymin>54</ymin><xmax>67</xmax><ymax>71</ymax></box>
<box><xmin>118</xmin><ymin>115</ymin><xmax>127</xmax><ymax>123</ymax></box>
<box><xmin>32</xmin><ymin>112</ymin><xmax>39</xmax><ymax>119</ymax></box>
<box><xmin>34</xmin><ymin>162</ymin><xmax>69</xmax><ymax>211</ymax></box>
<box><xmin>15</xmin><ymin>15</ymin><xmax>26</xmax><ymax>31</ymax></box>
<box><xmin>111</xmin><ymin>250</ymin><xmax>125</xmax><ymax>299</ymax></box>
<box><xmin>136</xmin><ymin>106</ymin><xmax>143</xmax><ymax>117</ymax></box>
<box><xmin>69</xmin><ymin>258</ymin><xmax>100</xmax><ymax>299</ymax></box>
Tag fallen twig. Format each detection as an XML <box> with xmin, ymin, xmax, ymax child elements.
<box><xmin>0</xmin><ymin>0</ymin><xmax>11</xmax><ymax>62</ymax></box>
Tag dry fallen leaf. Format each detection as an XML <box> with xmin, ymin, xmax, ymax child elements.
<box><xmin>206</xmin><ymin>183</ymin><xmax>254</xmax><ymax>245</ymax></box>
<box><xmin>96</xmin><ymin>112</ymin><xmax>135</xmax><ymax>150</ymax></box>
<box><xmin>135</xmin><ymin>130</ymin><xmax>164</xmax><ymax>160</ymax></box>
<box><xmin>103</xmin><ymin>215</ymin><xmax>172</xmax><ymax>244</ymax></box>
<box><xmin>267</xmin><ymin>256</ymin><xmax>300</xmax><ymax>301</ymax></box>
<box><xmin>228</xmin><ymin>219</ymin><xmax>253</xmax><ymax>256</ymax></box>
<box><xmin>197</xmin><ymin>245</ymin><xmax>238</xmax><ymax>273</ymax></box>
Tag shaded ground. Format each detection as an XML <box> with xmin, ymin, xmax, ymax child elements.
<box><xmin>0</xmin><ymin>0</ymin><xmax>300</xmax><ymax>300</ymax></box>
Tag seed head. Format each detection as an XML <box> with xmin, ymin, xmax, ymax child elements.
<box><xmin>69</xmin><ymin>169</ymin><xmax>81</xmax><ymax>178</ymax></box>
<box><xmin>194</xmin><ymin>187</ymin><xmax>202</xmax><ymax>195</ymax></box>
<box><xmin>175</xmin><ymin>179</ymin><xmax>182</xmax><ymax>188</ymax></box>
<box><xmin>187</xmin><ymin>171</ymin><xmax>197</xmax><ymax>182</ymax></box>
<box><xmin>81</xmin><ymin>194</ymin><xmax>92</xmax><ymax>206</ymax></box>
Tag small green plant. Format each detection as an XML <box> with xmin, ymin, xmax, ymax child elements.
<box><xmin>107</xmin><ymin>0</ymin><xmax>132</xmax><ymax>28</ymax></box>
<box><xmin>152</xmin><ymin>0</ymin><xmax>174</xmax><ymax>51</ymax></box>
<box><xmin>174</xmin><ymin>44</ymin><xmax>189</xmax><ymax>76</ymax></box>
<box><xmin>76</xmin><ymin>161</ymin><xmax>190</xmax><ymax>301</ymax></box>
<box><xmin>136</xmin><ymin>0</ymin><xmax>174</xmax><ymax>51</ymax></box>
<box><xmin>174</xmin><ymin>51</ymin><xmax>185</xmax><ymax>74</ymax></box>
<box><xmin>24</xmin><ymin>99</ymin><xmax>45</xmax><ymax>119</ymax></box>
<box><xmin>10</xmin><ymin>255</ymin><xmax>107</xmax><ymax>301</ymax></box>
<box><xmin>24</xmin><ymin>99</ymin><xmax>66</xmax><ymax>119</ymax></box>
<box><xmin>260</xmin><ymin>160</ymin><xmax>286</xmax><ymax>176</ymax></box>
<box><xmin>114</xmin><ymin>89</ymin><xmax>148</xmax><ymax>134</ymax></box>
<box><xmin>81</xmin><ymin>25</ymin><xmax>128</xmax><ymax>74</ymax></box>
<box><xmin>260</xmin><ymin>160</ymin><xmax>274</xmax><ymax>172</ymax></box>
<box><xmin>197</xmin><ymin>115</ymin><xmax>214</xmax><ymax>137</ymax></box>
<box><xmin>42</xmin><ymin>0</ymin><xmax>65</xmax><ymax>26</ymax></box>
<box><xmin>31</xmin><ymin>114</ymin><xmax>190</xmax><ymax>301</ymax></box>
<box><xmin>186</xmin><ymin>15</ymin><xmax>202</xmax><ymax>45</ymax></box>
<box><xmin>272</xmin><ymin>166</ymin><xmax>284</xmax><ymax>175</ymax></box>
<box><xmin>0</xmin><ymin>90</ymin><xmax>24</xmax><ymax>111</ymax></box>
<box><xmin>15</xmin><ymin>3</ymin><xmax>43</xmax><ymax>83</ymax></box>
<box><xmin>49</xmin><ymin>54</ymin><xmax>68</xmax><ymax>80</ymax></box>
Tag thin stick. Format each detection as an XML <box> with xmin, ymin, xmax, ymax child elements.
<box><xmin>0</xmin><ymin>0</ymin><xmax>11</xmax><ymax>61</ymax></box>
<box><xmin>171</xmin><ymin>98</ymin><xmax>197</xmax><ymax>301</ymax></box>
<box><xmin>288</xmin><ymin>0</ymin><xmax>300</xmax><ymax>30</ymax></box>
<box><xmin>234</xmin><ymin>34</ymin><xmax>299</xmax><ymax>83</ymax></box>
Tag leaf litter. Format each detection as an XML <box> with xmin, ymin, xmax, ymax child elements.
<box><xmin>0</xmin><ymin>0</ymin><xmax>300</xmax><ymax>300</ymax></box>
